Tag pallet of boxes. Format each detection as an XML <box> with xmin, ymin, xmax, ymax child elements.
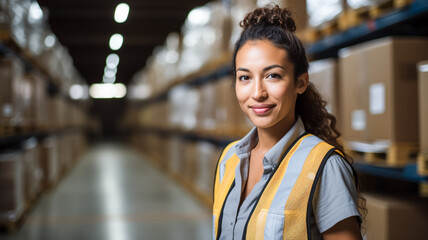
<box><xmin>338</xmin><ymin>37</ymin><xmax>428</xmax><ymax>240</ymax></box>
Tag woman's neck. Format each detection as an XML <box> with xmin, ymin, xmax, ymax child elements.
<box><xmin>255</xmin><ymin>115</ymin><xmax>296</xmax><ymax>152</ymax></box>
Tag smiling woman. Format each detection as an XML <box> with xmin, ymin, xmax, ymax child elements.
<box><xmin>213</xmin><ymin>5</ymin><xmax>365</xmax><ymax>240</ymax></box>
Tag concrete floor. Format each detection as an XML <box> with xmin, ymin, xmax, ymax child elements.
<box><xmin>0</xmin><ymin>143</ymin><xmax>212</xmax><ymax>240</ymax></box>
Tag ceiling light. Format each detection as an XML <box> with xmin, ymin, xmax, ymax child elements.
<box><xmin>103</xmin><ymin>75</ymin><xmax>116</xmax><ymax>84</ymax></box>
<box><xmin>69</xmin><ymin>84</ymin><xmax>85</xmax><ymax>100</ymax></box>
<box><xmin>106</xmin><ymin>53</ymin><xmax>120</xmax><ymax>68</ymax></box>
<box><xmin>89</xmin><ymin>83</ymin><xmax>126</xmax><ymax>99</ymax></box>
<box><xmin>419</xmin><ymin>64</ymin><xmax>428</xmax><ymax>73</ymax></box>
<box><xmin>104</xmin><ymin>65</ymin><xmax>117</xmax><ymax>74</ymax></box>
<box><xmin>44</xmin><ymin>34</ymin><xmax>56</xmax><ymax>48</ymax></box>
<box><xmin>104</xmin><ymin>69</ymin><xmax>116</xmax><ymax>78</ymax></box>
<box><xmin>28</xmin><ymin>2</ymin><xmax>43</xmax><ymax>24</ymax></box>
<box><xmin>109</xmin><ymin>33</ymin><xmax>123</xmax><ymax>51</ymax></box>
<box><xmin>114</xmin><ymin>3</ymin><xmax>130</xmax><ymax>23</ymax></box>
<box><xmin>187</xmin><ymin>6</ymin><xmax>211</xmax><ymax>26</ymax></box>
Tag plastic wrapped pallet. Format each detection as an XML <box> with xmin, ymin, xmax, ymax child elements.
<box><xmin>196</xmin><ymin>141</ymin><xmax>217</xmax><ymax>195</ymax></box>
<box><xmin>168</xmin><ymin>86</ymin><xmax>200</xmax><ymax>131</ymax></box>
<box><xmin>29</xmin><ymin>73</ymin><xmax>47</xmax><ymax>130</ymax></box>
<box><xmin>39</xmin><ymin>135</ymin><xmax>60</xmax><ymax>189</ymax></box>
<box><xmin>0</xmin><ymin>151</ymin><xmax>25</xmax><ymax>223</ymax></box>
<box><xmin>306</xmin><ymin>0</ymin><xmax>344</xmax><ymax>28</ymax></box>
<box><xmin>22</xmin><ymin>137</ymin><xmax>42</xmax><ymax>202</ymax></box>
<box><xmin>0</xmin><ymin>56</ymin><xmax>32</xmax><ymax>128</ymax></box>
<box><xmin>3</xmin><ymin>0</ymin><xmax>31</xmax><ymax>48</ymax></box>
<box><xmin>339</xmin><ymin>37</ymin><xmax>428</xmax><ymax>144</ymax></box>
<box><xmin>197</xmin><ymin>80</ymin><xmax>218</xmax><ymax>131</ymax></box>
<box><xmin>178</xmin><ymin>1</ymin><xmax>231</xmax><ymax>77</ymax></box>
<box><xmin>169</xmin><ymin>136</ymin><xmax>184</xmax><ymax>175</ymax></box>
<box><xmin>183</xmin><ymin>141</ymin><xmax>198</xmax><ymax>182</ymax></box>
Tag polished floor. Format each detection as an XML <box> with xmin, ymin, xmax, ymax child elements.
<box><xmin>0</xmin><ymin>143</ymin><xmax>212</xmax><ymax>240</ymax></box>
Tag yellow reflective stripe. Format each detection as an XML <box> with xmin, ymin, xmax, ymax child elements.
<box><xmin>282</xmin><ymin>141</ymin><xmax>334</xmax><ymax>240</ymax></box>
<box><xmin>214</xmin><ymin>141</ymin><xmax>238</xmax><ymax>198</ymax></box>
<box><xmin>245</xmin><ymin>134</ymin><xmax>310</xmax><ymax>240</ymax></box>
<box><xmin>213</xmin><ymin>142</ymin><xmax>240</xmax><ymax>239</ymax></box>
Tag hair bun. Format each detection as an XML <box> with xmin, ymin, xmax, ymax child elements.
<box><xmin>240</xmin><ymin>5</ymin><xmax>296</xmax><ymax>32</ymax></box>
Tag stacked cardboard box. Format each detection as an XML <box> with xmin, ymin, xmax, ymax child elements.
<box><xmin>22</xmin><ymin>138</ymin><xmax>42</xmax><ymax>202</ymax></box>
<box><xmin>0</xmin><ymin>56</ymin><xmax>31</xmax><ymax>129</ymax></box>
<box><xmin>418</xmin><ymin>60</ymin><xmax>428</xmax><ymax>175</ymax></box>
<box><xmin>39</xmin><ymin>135</ymin><xmax>60</xmax><ymax>189</ymax></box>
<box><xmin>363</xmin><ymin>192</ymin><xmax>428</xmax><ymax>240</ymax></box>
<box><xmin>0</xmin><ymin>151</ymin><xmax>25</xmax><ymax>223</ymax></box>
<box><xmin>339</xmin><ymin>37</ymin><xmax>428</xmax><ymax>145</ymax></box>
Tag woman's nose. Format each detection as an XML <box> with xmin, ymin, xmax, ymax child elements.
<box><xmin>252</xmin><ymin>79</ymin><xmax>267</xmax><ymax>101</ymax></box>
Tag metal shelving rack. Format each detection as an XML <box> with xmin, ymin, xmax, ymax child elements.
<box><xmin>307</xmin><ymin>0</ymin><xmax>428</xmax><ymax>59</ymax></box>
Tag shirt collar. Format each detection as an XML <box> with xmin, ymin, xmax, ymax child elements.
<box><xmin>234</xmin><ymin>117</ymin><xmax>306</xmax><ymax>171</ymax></box>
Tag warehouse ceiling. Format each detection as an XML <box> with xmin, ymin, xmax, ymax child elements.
<box><xmin>38</xmin><ymin>0</ymin><xmax>213</xmax><ymax>86</ymax></box>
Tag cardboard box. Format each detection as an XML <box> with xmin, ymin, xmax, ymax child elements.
<box><xmin>0</xmin><ymin>56</ymin><xmax>27</xmax><ymax>128</ymax></box>
<box><xmin>418</xmin><ymin>60</ymin><xmax>428</xmax><ymax>154</ymax></box>
<box><xmin>339</xmin><ymin>37</ymin><xmax>428</xmax><ymax>143</ymax></box>
<box><xmin>363</xmin><ymin>193</ymin><xmax>428</xmax><ymax>240</ymax></box>
<box><xmin>0</xmin><ymin>151</ymin><xmax>25</xmax><ymax>222</ymax></box>
<box><xmin>22</xmin><ymin>138</ymin><xmax>42</xmax><ymax>201</ymax></box>
<box><xmin>39</xmin><ymin>136</ymin><xmax>60</xmax><ymax>188</ymax></box>
<box><xmin>309</xmin><ymin>58</ymin><xmax>340</xmax><ymax>122</ymax></box>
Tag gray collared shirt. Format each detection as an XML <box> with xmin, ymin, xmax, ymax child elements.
<box><xmin>217</xmin><ymin>118</ymin><xmax>360</xmax><ymax>240</ymax></box>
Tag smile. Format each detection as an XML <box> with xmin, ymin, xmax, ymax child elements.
<box><xmin>249</xmin><ymin>104</ymin><xmax>276</xmax><ymax>114</ymax></box>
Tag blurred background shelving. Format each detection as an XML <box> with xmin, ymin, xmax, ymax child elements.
<box><xmin>1</xmin><ymin>0</ymin><xmax>428</xmax><ymax>239</ymax></box>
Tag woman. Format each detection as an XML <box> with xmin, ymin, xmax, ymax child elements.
<box><xmin>213</xmin><ymin>5</ymin><xmax>364</xmax><ymax>240</ymax></box>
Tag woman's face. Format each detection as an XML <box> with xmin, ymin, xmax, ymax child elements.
<box><xmin>235</xmin><ymin>39</ymin><xmax>307</xmax><ymax>130</ymax></box>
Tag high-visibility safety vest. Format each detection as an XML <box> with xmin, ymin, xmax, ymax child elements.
<box><xmin>213</xmin><ymin>133</ymin><xmax>352</xmax><ymax>240</ymax></box>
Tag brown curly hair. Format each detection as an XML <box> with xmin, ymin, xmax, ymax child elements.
<box><xmin>233</xmin><ymin>5</ymin><xmax>367</xmax><ymax>227</ymax></box>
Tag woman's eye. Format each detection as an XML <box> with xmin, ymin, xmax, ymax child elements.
<box><xmin>238</xmin><ymin>75</ymin><xmax>250</xmax><ymax>81</ymax></box>
<box><xmin>267</xmin><ymin>73</ymin><xmax>281</xmax><ymax>79</ymax></box>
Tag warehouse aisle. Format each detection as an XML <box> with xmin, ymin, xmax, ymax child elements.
<box><xmin>0</xmin><ymin>143</ymin><xmax>212</xmax><ymax>240</ymax></box>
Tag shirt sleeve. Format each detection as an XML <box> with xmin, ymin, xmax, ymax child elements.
<box><xmin>312</xmin><ymin>154</ymin><xmax>361</xmax><ymax>233</ymax></box>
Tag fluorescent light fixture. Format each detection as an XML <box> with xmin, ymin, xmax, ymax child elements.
<box><xmin>104</xmin><ymin>65</ymin><xmax>117</xmax><ymax>74</ymax></box>
<box><xmin>106</xmin><ymin>53</ymin><xmax>120</xmax><ymax>68</ymax></box>
<box><xmin>44</xmin><ymin>34</ymin><xmax>56</xmax><ymax>48</ymax></box>
<box><xmin>187</xmin><ymin>6</ymin><xmax>211</xmax><ymax>26</ymax></box>
<box><xmin>114</xmin><ymin>3</ymin><xmax>130</xmax><ymax>23</ymax></box>
<box><xmin>69</xmin><ymin>84</ymin><xmax>85</xmax><ymax>100</ymax></box>
<box><xmin>109</xmin><ymin>34</ymin><xmax>123</xmax><ymax>51</ymax></box>
<box><xmin>89</xmin><ymin>83</ymin><xmax>126</xmax><ymax>99</ymax></box>
<box><xmin>28</xmin><ymin>2</ymin><xmax>43</xmax><ymax>23</ymax></box>
<box><xmin>103</xmin><ymin>75</ymin><xmax>116</xmax><ymax>83</ymax></box>
<box><xmin>104</xmin><ymin>69</ymin><xmax>116</xmax><ymax>78</ymax></box>
<box><xmin>419</xmin><ymin>64</ymin><xmax>428</xmax><ymax>73</ymax></box>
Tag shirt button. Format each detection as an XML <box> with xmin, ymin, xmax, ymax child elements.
<box><xmin>230</xmin><ymin>222</ymin><xmax>233</xmax><ymax>226</ymax></box>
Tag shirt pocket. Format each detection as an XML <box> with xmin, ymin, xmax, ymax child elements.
<box><xmin>264</xmin><ymin>211</ymin><xmax>285</xmax><ymax>240</ymax></box>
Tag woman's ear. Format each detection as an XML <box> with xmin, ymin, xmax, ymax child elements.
<box><xmin>296</xmin><ymin>73</ymin><xmax>309</xmax><ymax>94</ymax></box>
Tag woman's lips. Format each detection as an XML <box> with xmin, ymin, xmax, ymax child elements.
<box><xmin>249</xmin><ymin>104</ymin><xmax>276</xmax><ymax>114</ymax></box>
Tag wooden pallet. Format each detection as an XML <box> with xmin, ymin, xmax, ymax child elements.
<box><xmin>0</xmin><ymin>203</ymin><xmax>27</xmax><ymax>234</ymax></box>
<box><xmin>346</xmin><ymin>141</ymin><xmax>418</xmax><ymax>167</ymax></box>
<box><xmin>0</xmin><ymin>124</ymin><xmax>34</xmax><ymax>137</ymax></box>
<box><xmin>342</xmin><ymin>0</ymin><xmax>414</xmax><ymax>29</ymax></box>
<box><xmin>303</xmin><ymin>19</ymin><xmax>341</xmax><ymax>43</ymax></box>
<box><xmin>417</xmin><ymin>154</ymin><xmax>428</xmax><ymax>176</ymax></box>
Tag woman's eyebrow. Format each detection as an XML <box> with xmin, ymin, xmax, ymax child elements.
<box><xmin>236</xmin><ymin>67</ymin><xmax>250</xmax><ymax>73</ymax></box>
<box><xmin>263</xmin><ymin>64</ymin><xmax>285</xmax><ymax>71</ymax></box>
<box><xmin>236</xmin><ymin>65</ymin><xmax>285</xmax><ymax>73</ymax></box>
